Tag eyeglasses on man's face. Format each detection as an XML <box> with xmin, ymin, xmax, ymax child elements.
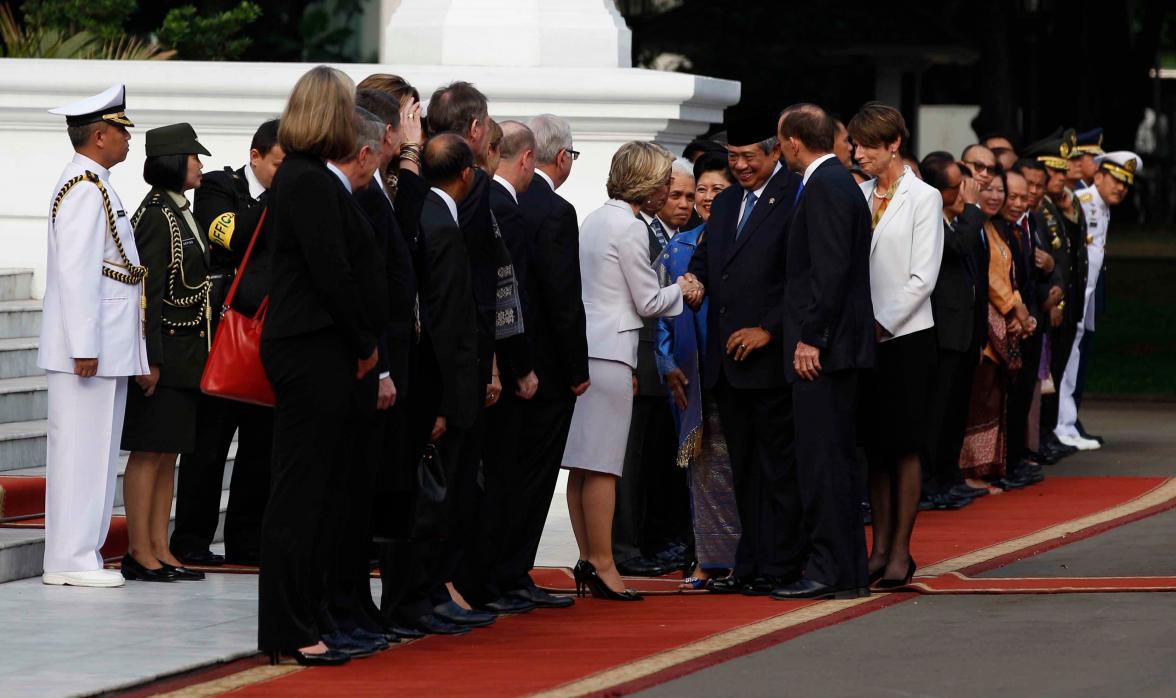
<box><xmin>564</xmin><ymin>147</ymin><xmax>580</xmax><ymax>161</ymax></box>
<box><xmin>964</xmin><ymin>160</ymin><xmax>993</xmax><ymax>174</ymax></box>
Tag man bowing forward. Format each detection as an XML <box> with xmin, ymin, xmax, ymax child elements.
<box><xmin>39</xmin><ymin>85</ymin><xmax>149</xmax><ymax>587</ymax></box>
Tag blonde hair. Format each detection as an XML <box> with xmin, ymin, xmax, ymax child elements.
<box><xmin>278</xmin><ymin>66</ymin><xmax>356</xmax><ymax>160</ymax></box>
<box><xmin>606</xmin><ymin>141</ymin><xmax>674</xmax><ymax>203</ymax></box>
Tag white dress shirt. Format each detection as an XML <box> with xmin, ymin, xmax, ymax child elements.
<box><xmin>326</xmin><ymin>161</ymin><xmax>352</xmax><ymax>194</ymax></box>
<box><xmin>535</xmin><ymin>168</ymin><xmax>556</xmax><ymax>191</ymax></box>
<box><xmin>802</xmin><ymin>153</ymin><xmax>837</xmax><ymax>185</ymax></box>
<box><xmin>492</xmin><ymin>174</ymin><xmax>518</xmax><ymax>204</ymax></box>
<box><xmin>431</xmin><ymin>187</ymin><xmax>459</xmax><ymax>224</ymax></box>
<box><xmin>244</xmin><ymin>162</ymin><xmax>266</xmax><ymax>201</ymax></box>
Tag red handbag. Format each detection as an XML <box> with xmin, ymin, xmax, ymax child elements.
<box><xmin>200</xmin><ymin>209</ymin><xmax>275</xmax><ymax>406</ymax></box>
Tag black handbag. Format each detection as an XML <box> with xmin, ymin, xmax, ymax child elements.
<box><xmin>409</xmin><ymin>443</ymin><xmax>448</xmax><ymax>542</ymax></box>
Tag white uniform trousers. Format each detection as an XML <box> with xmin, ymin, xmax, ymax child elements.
<box><xmin>42</xmin><ymin>371</ymin><xmax>127</xmax><ymax>573</ymax></box>
<box><xmin>1054</xmin><ymin>323</ymin><xmax>1085</xmax><ymax>439</ymax></box>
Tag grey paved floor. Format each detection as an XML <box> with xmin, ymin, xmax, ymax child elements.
<box><xmin>638</xmin><ymin>401</ymin><xmax>1176</xmax><ymax>698</ymax></box>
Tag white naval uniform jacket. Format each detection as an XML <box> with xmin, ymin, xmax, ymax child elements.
<box><xmin>37</xmin><ymin>154</ymin><xmax>149</xmax><ymax>377</ymax></box>
<box><xmin>1075</xmin><ymin>185</ymin><xmax>1108</xmax><ymax>332</ymax></box>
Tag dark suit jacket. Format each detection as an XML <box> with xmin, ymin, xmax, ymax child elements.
<box><xmin>487</xmin><ymin>180</ymin><xmax>533</xmax><ymax>382</ymax></box>
<box><xmin>781</xmin><ymin>158</ymin><xmax>874</xmax><ymax>380</ymax></box>
<box><xmin>458</xmin><ymin>168</ymin><xmax>496</xmax><ymax>386</ymax></box>
<box><xmin>515</xmin><ymin>173</ymin><xmax>589</xmax><ymax>400</ymax></box>
<box><xmin>355</xmin><ymin>181</ymin><xmax>416</xmax><ymax>391</ymax></box>
<box><xmin>132</xmin><ymin>186</ymin><xmax>210</xmax><ymax>388</ymax></box>
<box><xmin>419</xmin><ymin>191</ymin><xmax>481</xmax><ymax>429</ymax></box>
<box><xmin>262</xmin><ymin>152</ymin><xmax>384</xmax><ymax>361</ymax></box>
<box><xmin>688</xmin><ymin>166</ymin><xmax>801</xmax><ymax>390</ymax></box>
<box><xmin>932</xmin><ymin>203</ymin><xmax>986</xmax><ymax>353</ymax></box>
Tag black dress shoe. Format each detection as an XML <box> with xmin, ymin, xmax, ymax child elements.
<box><xmin>508</xmin><ymin>586</ymin><xmax>574</xmax><ymax>608</ymax></box>
<box><xmin>473</xmin><ymin>596</ymin><xmax>535</xmax><ymax>614</ymax></box>
<box><xmin>616</xmin><ymin>557</ymin><xmax>675</xmax><ymax>577</ymax></box>
<box><xmin>175</xmin><ymin>550</ymin><xmax>225</xmax><ymax>567</ymax></box>
<box><xmin>322</xmin><ymin>631</ymin><xmax>379</xmax><ymax>658</ymax></box>
<box><xmin>770</xmin><ymin>578</ymin><xmax>869</xmax><ymax>601</ymax></box>
<box><xmin>433</xmin><ymin>601</ymin><xmax>497</xmax><ymax>627</ymax></box>
<box><xmin>925</xmin><ymin>492</ymin><xmax>971</xmax><ymax>510</ymax></box>
<box><xmin>160</xmin><ymin>563</ymin><xmax>206</xmax><ymax>581</ymax></box>
<box><xmin>268</xmin><ymin>648</ymin><xmax>350</xmax><ymax>666</ymax></box>
<box><xmin>121</xmin><ymin>554</ymin><xmax>178</xmax><ymax>582</ymax></box>
<box><xmin>948</xmin><ymin>483</ymin><xmax>988</xmax><ymax>499</ymax></box>
<box><xmin>348</xmin><ymin>628</ymin><xmax>391</xmax><ymax>650</ymax></box>
<box><xmin>1040</xmin><ymin>440</ymin><xmax>1078</xmax><ymax>463</ymax></box>
<box><xmin>741</xmin><ymin>576</ymin><xmax>789</xmax><ymax>596</ymax></box>
<box><xmin>400</xmin><ymin>613</ymin><xmax>470</xmax><ymax>636</ymax></box>
<box><xmin>388</xmin><ymin>624</ymin><xmax>425</xmax><ymax>640</ymax></box>
<box><xmin>707</xmin><ymin>575</ymin><xmax>750</xmax><ymax>594</ymax></box>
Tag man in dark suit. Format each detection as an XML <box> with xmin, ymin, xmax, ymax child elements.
<box><xmin>684</xmin><ymin>106</ymin><xmax>802</xmax><ymax>595</ymax></box>
<box><xmin>171</xmin><ymin>119</ymin><xmax>283</xmax><ymax>567</ymax></box>
<box><xmin>918</xmin><ymin>154</ymin><xmax>989</xmax><ymax>510</ymax></box>
<box><xmin>393</xmin><ymin>133</ymin><xmax>485</xmax><ymax>634</ymax></box>
<box><xmin>454</xmin><ymin>120</ymin><xmax>546</xmax><ymax>614</ymax></box>
<box><xmin>769</xmin><ymin>103</ymin><xmax>873</xmax><ymax>600</ymax></box>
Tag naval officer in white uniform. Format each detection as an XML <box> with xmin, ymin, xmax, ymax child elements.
<box><xmin>39</xmin><ymin>85</ymin><xmax>149</xmax><ymax>588</ymax></box>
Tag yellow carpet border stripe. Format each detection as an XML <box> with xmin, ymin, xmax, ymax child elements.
<box><xmin>153</xmin><ymin>663</ymin><xmax>304</xmax><ymax>698</ymax></box>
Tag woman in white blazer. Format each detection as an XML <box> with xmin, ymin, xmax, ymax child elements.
<box><xmin>848</xmin><ymin>103</ymin><xmax>943</xmax><ymax>589</ymax></box>
<box><xmin>562</xmin><ymin>142</ymin><xmax>690</xmax><ymax>601</ymax></box>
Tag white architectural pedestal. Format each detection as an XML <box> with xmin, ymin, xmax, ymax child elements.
<box><xmin>0</xmin><ymin>1</ymin><xmax>738</xmax><ymax>295</ymax></box>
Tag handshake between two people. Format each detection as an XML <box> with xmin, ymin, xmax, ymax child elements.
<box><xmin>676</xmin><ymin>273</ymin><xmax>705</xmax><ymax>308</ymax></box>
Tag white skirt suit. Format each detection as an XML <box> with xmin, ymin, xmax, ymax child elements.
<box><xmin>562</xmin><ymin>199</ymin><xmax>684</xmax><ymax>475</ymax></box>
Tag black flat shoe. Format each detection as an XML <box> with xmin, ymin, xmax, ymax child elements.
<box><xmin>474</xmin><ymin>596</ymin><xmax>535</xmax><ymax>615</ymax></box>
<box><xmin>875</xmin><ymin>558</ymin><xmax>917</xmax><ymax>589</ymax></box>
<box><xmin>321</xmin><ymin>631</ymin><xmax>379</xmax><ymax>658</ymax></box>
<box><xmin>770</xmin><ymin>578</ymin><xmax>869</xmax><ymax>600</ymax></box>
<box><xmin>176</xmin><ymin>550</ymin><xmax>225</xmax><ymax>567</ymax></box>
<box><xmin>388</xmin><ymin>624</ymin><xmax>425</xmax><ymax>640</ymax></box>
<box><xmin>398</xmin><ymin>613</ymin><xmax>470</xmax><ymax>636</ymax></box>
<box><xmin>121</xmin><ymin>554</ymin><xmax>177</xmax><ymax>582</ymax></box>
<box><xmin>581</xmin><ymin>561</ymin><xmax>643</xmax><ymax>601</ymax></box>
<box><xmin>268</xmin><ymin>648</ymin><xmax>350</xmax><ymax>666</ymax></box>
<box><xmin>508</xmin><ymin>586</ymin><xmax>574</xmax><ymax>609</ymax></box>
<box><xmin>160</xmin><ymin>563</ymin><xmax>205</xmax><ymax>581</ymax></box>
<box><xmin>616</xmin><ymin>557</ymin><xmax>676</xmax><ymax>577</ymax></box>
<box><xmin>434</xmin><ymin>601</ymin><xmax>497</xmax><ymax>627</ymax></box>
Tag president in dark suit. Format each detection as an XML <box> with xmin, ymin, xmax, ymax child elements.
<box><xmin>770</xmin><ymin>104</ymin><xmax>874</xmax><ymax>600</ymax></box>
<box><xmin>685</xmin><ymin>107</ymin><xmax>803</xmax><ymax>595</ymax></box>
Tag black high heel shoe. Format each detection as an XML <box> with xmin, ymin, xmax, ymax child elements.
<box><xmin>875</xmin><ymin>558</ymin><xmax>916</xmax><ymax>589</ymax></box>
<box><xmin>160</xmin><ymin>563</ymin><xmax>205</xmax><ymax>581</ymax></box>
<box><xmin>267</xmin><ymin>648</ymin><xmax>351</xmax><ymax>666</ymax></box>
<box><xmin>121</xmin><ymin>554</ymin><xmax>178</xmax><ymax>582</ymax></box>
<box><xmin>867</xmin><ymin>566</ymin><xmax>886</xmax><ymax>585</ymax></box>
<box><xmin>581</xmin><ymin>561</ymin><xmax>643</xmax><ymax>601</ymax></box>
<box><xmin>572</xmin><ymin>560</ymin><xmax>588</xmax><ymax>598</ymax></box>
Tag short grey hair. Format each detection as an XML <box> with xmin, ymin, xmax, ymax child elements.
<box><xmin>757</xmin><ymin>136</ymin><xmax>778</xmax><ymax>154</ymax></box>
<box><xmin>671</xmin><ymin>157</ymin><xmax>694</xmax><ymax>179</ymax></box>
<box><xmin>344</xmin><ymin>106</ymin><xmax>384</xmax><ymax>161</ymax></box>
<box><xmin>498</xmin><ymin>120</ymin><xmax>536</xmax><ymax>161</ymax></box>
<box><xmin>528</xmin><ymin>113</ymin><xmax>572</xmax><ymax>165</ymax></box>
<box><xmin>67</xmin><ymin>122</ymin><xmax>102</xmax><ymax>149</ymax></box>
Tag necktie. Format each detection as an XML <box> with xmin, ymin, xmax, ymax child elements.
<box><xmin>650</xmin><ymin>218</ymin><xmax>669</xmax><ymax>249</ymax></box>
<box><xmin>736</xmin><ymin>190</ymin><xmax>758</xmax><ymax>239</ymax></box>
<box><xmin>794</xmin><ymin>180</ymin><xmax>805</xmax><ymax>204</ymax></box>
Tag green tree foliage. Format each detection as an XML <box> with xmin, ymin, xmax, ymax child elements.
<box><xmin>157</xmin><ymin>2</ymin><xmax>262</xmax><ymax>61</ymax></box>
<box><xmin>19</xmin><ymin>0</ymin><xmax>133</xmax><ymax>42</ymax></box>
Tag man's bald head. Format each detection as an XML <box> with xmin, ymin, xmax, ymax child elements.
<box><xmin>423</xmin><ymin>132</ymin><xmax>475</xmax><ymax>199</ymax></box>
<box><xmin>498</xmin><ymin>121</ymin><xmax>535</xmax><ymax>161</ymax></box>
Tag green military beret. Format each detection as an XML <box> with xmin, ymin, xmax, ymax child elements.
<box><xmin>145</xmin><ymin>123</ymin><xmax>211</xmax><ymax>157</ymax></box>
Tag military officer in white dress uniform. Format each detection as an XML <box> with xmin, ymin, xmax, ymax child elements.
<box><xmin>38</xmin><ymin>85</ymin><xmax>149</xmax><ymax>587</ymax></box>
<box><xmin>1054</xmin><ymin>150</ymin><xmax>1141</xmax><ymax>452</ymax></box>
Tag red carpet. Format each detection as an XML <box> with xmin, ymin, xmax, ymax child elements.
<box><xmin>134</xmin><ymin>475</ymin><xmax>1176</xmax><ymax>698</ymax></box>
<box><xmin>907</xmin><ymin>571</ymin><xmax>1176</xmax><ymax>594</ymax></box>
<box><xmin>0</xmin><ymin>475</ymin><xmax>44</xmax><ymax>521</ymax></box>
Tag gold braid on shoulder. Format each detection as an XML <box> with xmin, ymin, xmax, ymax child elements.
<box><xmin>51</xmin><ymin>171</ymin><xmax>148</xmax><ymax>286</ymax></box>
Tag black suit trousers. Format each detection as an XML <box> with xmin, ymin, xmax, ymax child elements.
<box><xmin>792</xmin><ymin>371</ymin><xmax>869</xmax><ymax>589</ymax></box>
<box><xmin>715</xmin><ymin>376</ymin><xmax>802</xmax><ymax>580</ymax></box>
<box><xmin>172</xmin><ymin>393</ymin><xmax>272</xmax><ymax>562</ymax></box>
<box><xmin>457</xmin><ymin>391</ymin><xmax>575</xmax><ymax>603</ymax></box>
<box><xmin>257</xmin><ymin>329</ymin><xmax>353</xmax><ymax>652</ymax></box>
<box><xmin>1008</xmin><ymin>333</ymin><xmax>1044</xmax><ymax>468</ymax></box>
<box><xmin>922</xmin><ymin>347</ymin><xmax>979</xmax><ymax>493</ymax></box>
<box><xmin>326</xmin><ymin>371</ymin><xmax>383</xmax><ymax>632</ymax></box>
